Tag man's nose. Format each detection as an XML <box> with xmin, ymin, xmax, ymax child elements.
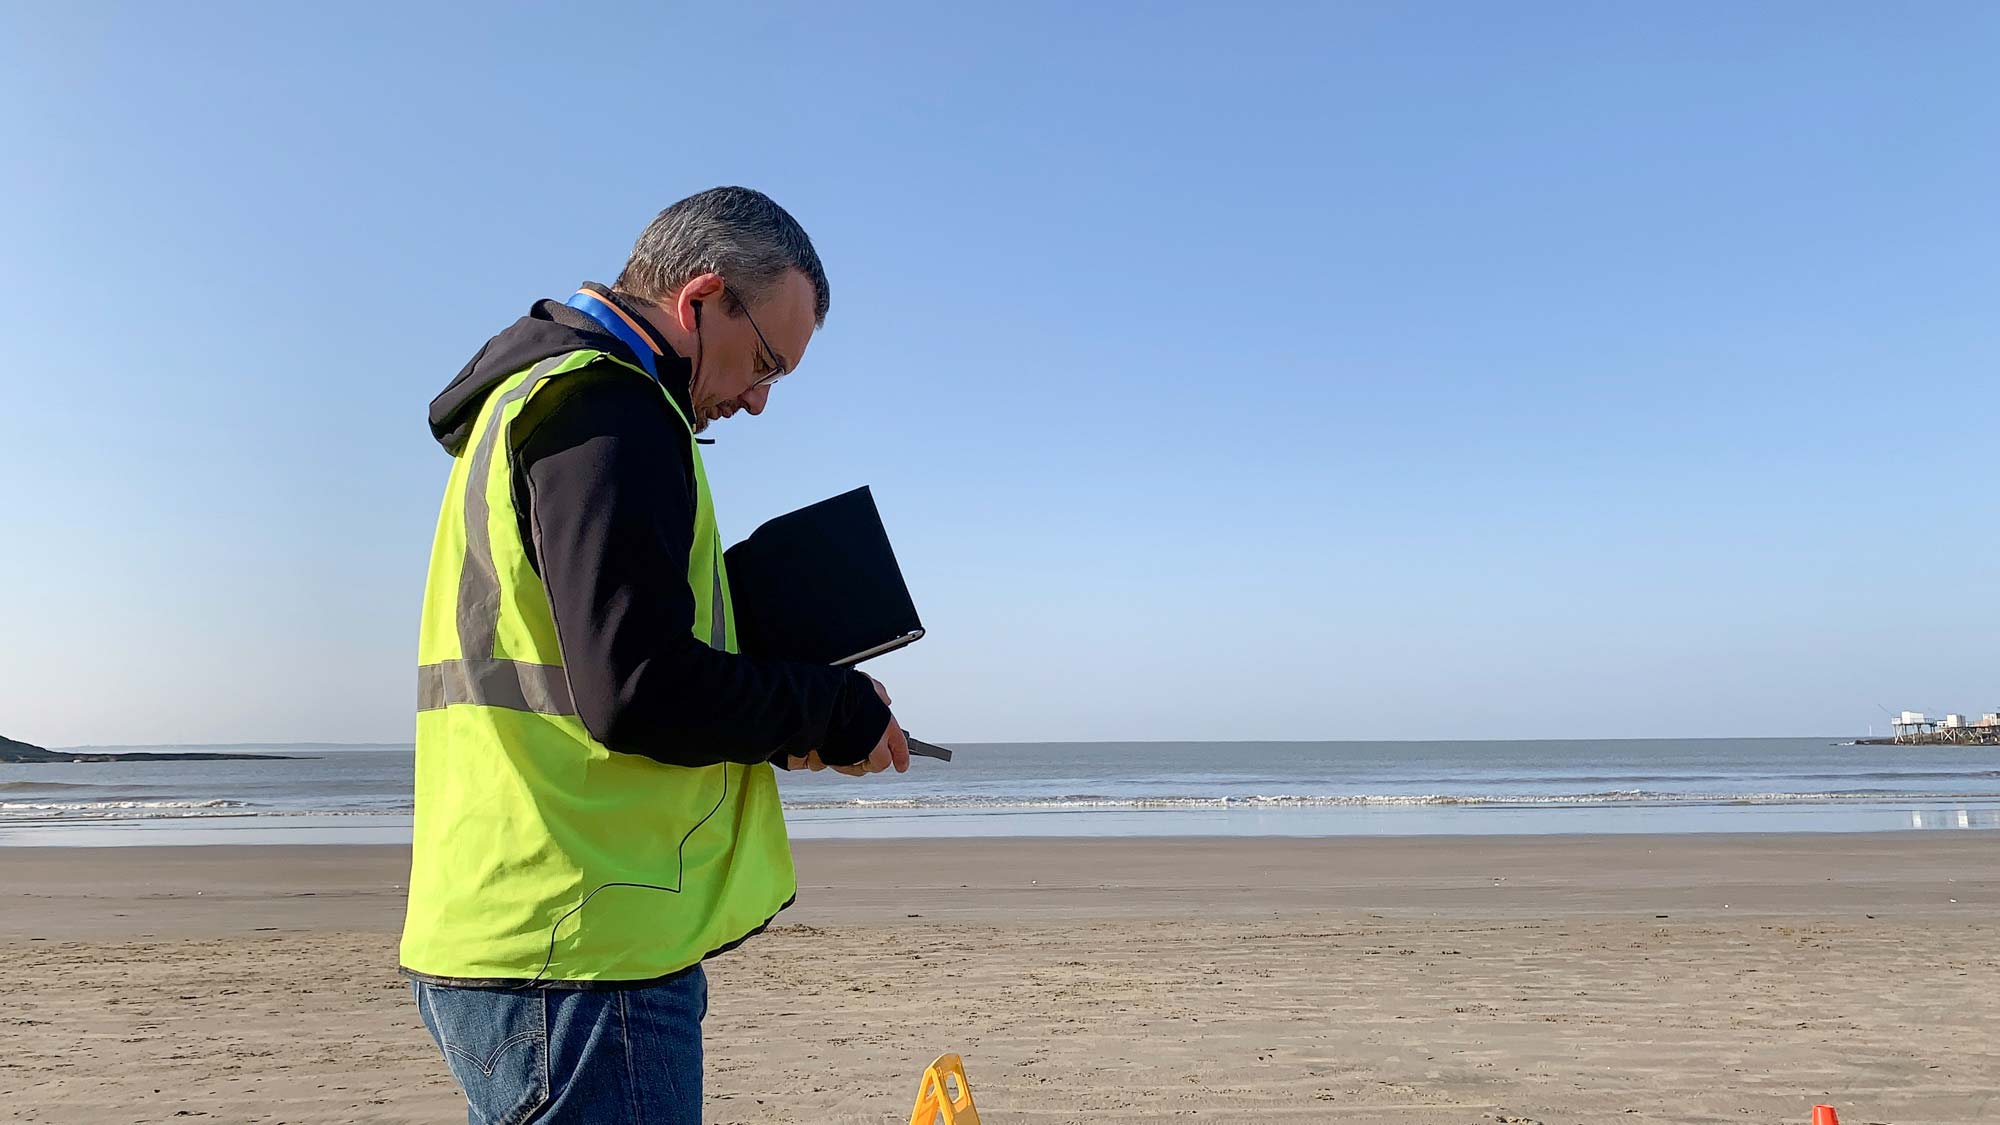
<box><xmin>743</xmin><ymin>385</ymin><xmax>770</xmax><ymax>415</ymax></box>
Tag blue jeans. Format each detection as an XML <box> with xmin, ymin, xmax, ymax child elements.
<box><xmin>410</xmin><ymin>966</ymin><xmax>708</xmax><ymax>1125</ymax></box>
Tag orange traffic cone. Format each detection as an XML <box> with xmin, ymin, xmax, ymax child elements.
<box><xmin>1811</xmin><ymin>1106</ymin><xmax>1839</xmax><ymax>1125</ymax></box>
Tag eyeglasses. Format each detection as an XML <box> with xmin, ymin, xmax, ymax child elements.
<box><xmin>726</xmin><ymin>285</ymin><xmax>789</xmax><ymax>389</ymax></box>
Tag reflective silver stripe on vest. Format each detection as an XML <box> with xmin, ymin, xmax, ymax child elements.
<box><xmin>418</xmin><ymin>660</ymin><xmax>576</xmax><ymax>715</ymax></box>
<box><xmin>455</xmin><ymin>356</ymin><xmax>569</xmax><ymax>663</ymax></box>
<box><xmin>433</xmin><ymin>352</ymin><xmax>720</xmax><ymax>717</ymax></box>
<box><xmin>710</xmin><ymin>553</ymin><xmax>727</xmax><ymax>651</ymax></box>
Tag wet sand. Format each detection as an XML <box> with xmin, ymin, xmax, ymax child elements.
<box><xmin>3</xmin><ymin>834</ymin><xmax>1995</xmax><ymax>1123</ymax></box>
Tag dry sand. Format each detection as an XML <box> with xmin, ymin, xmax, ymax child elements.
<box><xmin>2</xmin><ymin>834</ymin><xmax>1995</xmax><ymax>1124</ymax></box>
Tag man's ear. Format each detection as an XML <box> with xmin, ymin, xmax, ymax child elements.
<box><xmin>670</xmin><ymin>273</ymin><xmax>726</xmax><ymax>333</ymax></box>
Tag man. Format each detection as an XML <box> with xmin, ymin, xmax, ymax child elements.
<box><xmin>403</xmin><ymin>187</ymin><xmax>908</xmax><ymax>1123</ymax></box>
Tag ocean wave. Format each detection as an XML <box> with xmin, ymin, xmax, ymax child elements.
<box><xmin>778</xmin><ymin>790</ymin><xmax>2000</xmax><ymax>812</ymax></box>
<box><xmin>0</xmin><ymin>781</ymin><xmax>108</xmax><ymax>793</ymax></box>
<box><xmin>1468</xmin><ymin>770</ymin><xmax>2000</xmax><ymax>785</ymax></box>
<box><xmin>0</xmin><ymin>799</ymin><xmax>251</xmax><ymax>817</ymax></box>
<box><xmin>1806</xmin><ymin>770</ymin><xmax>2000</xmax><ymax>782</ymax></box>
<box><xmin>1</xmin><ymin>798</ymin><xmax>249</xmax><ymax>810</ymax></box>
<box><xmin>9</xmin><ymin>787</ymin><xmax>2000</xmax><ymax>824</ymax></box>
<box><xmin>0</xmin><ymin>801</ymin><xmax>420</xmax><ymax>823</ymax></box>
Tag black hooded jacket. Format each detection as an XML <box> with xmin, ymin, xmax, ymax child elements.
<box><xmin>426</xmin><ymin>285</ymin><xmax>890</xmax><ymax>768</ymax></box>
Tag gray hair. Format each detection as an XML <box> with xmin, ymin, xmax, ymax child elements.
<box><xmin>614</xmin><ymin>186</ymin><xmax>829</xmax><ymax>325</ymax></box>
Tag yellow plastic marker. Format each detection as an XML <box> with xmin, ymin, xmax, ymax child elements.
<box><xmin>907</xmin><ymin>1053</ymin><xmax>981</xmax><ymax>1125</ymax></box>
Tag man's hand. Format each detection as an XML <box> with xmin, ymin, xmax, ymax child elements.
<box><xmin>786</xmin><ymin>677</ymin><xmax>910</xmax><ymax>776</ymax></box>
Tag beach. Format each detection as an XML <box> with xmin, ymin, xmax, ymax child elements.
<box><xmin>3</xmin><ymin>834</ymin><xmax>1995</xmax><ymax>1124</ymax></box>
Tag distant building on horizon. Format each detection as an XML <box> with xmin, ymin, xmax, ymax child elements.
<box><xmin>1889</xmin><ymin>708</ymin><xmax>2000</xmax><ymax>744</ymax></box>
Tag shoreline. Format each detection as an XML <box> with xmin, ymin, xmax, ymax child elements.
<box><xmin>9</xmin><ymin>803</ymin><xmax>2000</xmax><ymax>847</ymax></box>
<box><xmin>5</xmin><ymin>832</ymin><xmax>1994</xmax><ymax>941</ymax></box>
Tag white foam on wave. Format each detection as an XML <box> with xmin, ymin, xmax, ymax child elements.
<box><xmin>9</xmin><ymin>788</ymin><xmax>1997</xmax><ymax>823</ymax></box>
<box><xmin>0</xmin><ymin>799</ymin><xmax>260</xmax><ymax>820</ymax></box>
<box><xmin>780</xmin><ymin>789</ymin><xmax>1996</xmax><ymax>812</ymax></box>
<box><xmin>1</xmin><ymin>799</ymin><xmax>248</xmax><ymax>812</ymax></box>
<box><xmin>0</xmin><ymin>801</ymin><xmax>422</xmax><ymax>822</ymax></box>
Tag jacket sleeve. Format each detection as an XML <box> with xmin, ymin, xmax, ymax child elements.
<box><xmin>509</xmin><ymin>365</ymin><xmax>891</xmax><ymax>768</ymax></box>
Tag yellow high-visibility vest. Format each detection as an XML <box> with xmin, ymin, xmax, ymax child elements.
<box><xmin>400</xmin><ymin>349</ymin><xmax>794</xmax><ymax>985</ymax></box>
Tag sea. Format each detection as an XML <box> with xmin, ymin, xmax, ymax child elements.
<box><xmin>4</xmin><ymin>738</ymin><xmax>1999</xmax><ymax>847</ymax></box>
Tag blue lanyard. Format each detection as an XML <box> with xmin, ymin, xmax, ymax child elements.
<box><xmin>564</xmin><ymin>290</ymin><xmax>660</xmax><ymax>381</ymax></box>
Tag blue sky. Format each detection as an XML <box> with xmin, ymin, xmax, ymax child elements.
<box><xmin>2</xmin><ymin>2</ymin><xmax>1994</xmax><ymax>746</ymax></box>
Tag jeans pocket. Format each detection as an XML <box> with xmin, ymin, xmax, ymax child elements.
<box><xmin>413</xmin><ymin>982</ymin><xmax>551</xmax><ymax>1125</ymax></box>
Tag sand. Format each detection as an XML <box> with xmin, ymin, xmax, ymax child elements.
<box><xmin>2</xmin><ymin>834</ymin><xmax>1995</xmax><ymax>1124</ymax></box>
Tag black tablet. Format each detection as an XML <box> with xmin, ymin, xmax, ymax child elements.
<box><xmin>724</xmin><ymin>486</ymin><xmax>926</xmax><ymax>668</ymax></box>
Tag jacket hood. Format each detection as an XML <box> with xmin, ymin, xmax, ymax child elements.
<box><xmin>428</xmin><ymin>285</ymin><xmax>691</xmax><ymax>455</ymax></box>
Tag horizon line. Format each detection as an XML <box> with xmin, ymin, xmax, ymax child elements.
<box><xmin>42</xmin><ymin>734</ymin><xmax>1867</xmax><ymax>751</ymax></box>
